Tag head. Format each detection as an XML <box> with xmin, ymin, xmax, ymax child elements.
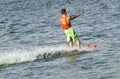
<box><xmin>61</xmin><ymin>8</ymin><xmax>67</xmax><ymax>15</ymax></box>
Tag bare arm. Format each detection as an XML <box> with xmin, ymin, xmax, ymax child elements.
<box><xmin>70</xmin><ymin>11</ymin><xmax>84</xmax><ymax>20</ymax></box>
<box><xmin>70</xmin><ymin>14</ymin><xmax>80</xmax><ymax>20</ymax></box>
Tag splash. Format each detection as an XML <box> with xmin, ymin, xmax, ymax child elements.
<box><xmin>0</xmin><ymin>45</ymin><xmax>80</xmax><ymax>67</ymax></box>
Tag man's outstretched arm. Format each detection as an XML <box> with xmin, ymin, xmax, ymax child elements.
<box><xmin>70</xmin><ymin>14</ymin><xmax>80</xmax><ymax>20</ymax></box>
<box><xmin>70</xmin><ymin>11</ymin><xmax>84</xmax><ymax>20</ymax></box>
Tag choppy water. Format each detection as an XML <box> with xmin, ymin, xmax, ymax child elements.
<box><xmin>0</xmin><ymin>0</ymin><xmax>120</xmax><ymax>79</ymax></box>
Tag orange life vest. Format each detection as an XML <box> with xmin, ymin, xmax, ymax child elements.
<box><xmin>60</xmin><ymin>15</ymin><xmax>71</xmax><ymax>30</ymax></box>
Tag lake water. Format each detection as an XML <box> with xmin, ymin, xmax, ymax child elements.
<box><xmin>0</xmin><ymin>0</ymin><xmax>120</xmax><ymax>79</ymax></box>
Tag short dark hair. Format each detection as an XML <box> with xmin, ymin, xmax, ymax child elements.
<box><xmin>61</xmin><ymin>8</ymin><xmax>66</xmax><ymax>14</ymax></box>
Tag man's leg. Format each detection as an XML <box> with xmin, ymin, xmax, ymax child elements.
<box><xmin>76</xmin><ymin>39</ymin><xmax>81</xmax><ymax>50</ymax></box>
<box><xmin>69</xmin><ymin>40</ymin><xmax>73</xmax><ymax>48</ymax></box>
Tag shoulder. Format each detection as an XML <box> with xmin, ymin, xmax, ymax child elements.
<box><xmin>66</xmin><ymin>15</ymin><xmax>70</xmax><ymax>20</ymax></box>
<box><xmin>60</xmin><ymin>15</ymin><xmax>62</xmax><ymax>18</ymax></box>
<box><xmin>66</xmin><ymin>15</ymin><xmax>70</xmax><ymax>18</ymax></box>
<box><xmin>60</xmin><ymin>16</ymin><xmax>63</xmax><ymax>20</ymax></box>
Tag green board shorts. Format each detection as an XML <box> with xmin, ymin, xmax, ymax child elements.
<box><xmin>64</xmin><ymin>28</ymin><xmax>79</xmax><ymax>42</ymax></box>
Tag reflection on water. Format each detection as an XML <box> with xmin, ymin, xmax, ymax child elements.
<box><xmin>67</xmin><ymin>52</ymin><xmax>80</xmax><ymax>63</ymax></box>
<box><xmin>66</xmin><ymin>52</ymin><xmax>82</xmax><ymax>79</ymax></box>
<box><xmin>66</xmin><ymin>50</ymin><xmax>90</xmax><ymax>63</ymax></box>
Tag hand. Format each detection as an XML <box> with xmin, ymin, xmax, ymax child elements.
<box><xmin>75</xmin><ymin>14</ymin><xmax>80</xmax><ymax>16</ymax></box>
<box><xmin>82</xmin><ymin>11</ymin><xmax>84</xmax><ymax>13</ymax></box>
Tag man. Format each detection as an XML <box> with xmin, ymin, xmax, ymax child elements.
<box><xmin>60</xmin><ymin>8</ymin><xmax>83</xmax><ymax>50</ymax></box>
